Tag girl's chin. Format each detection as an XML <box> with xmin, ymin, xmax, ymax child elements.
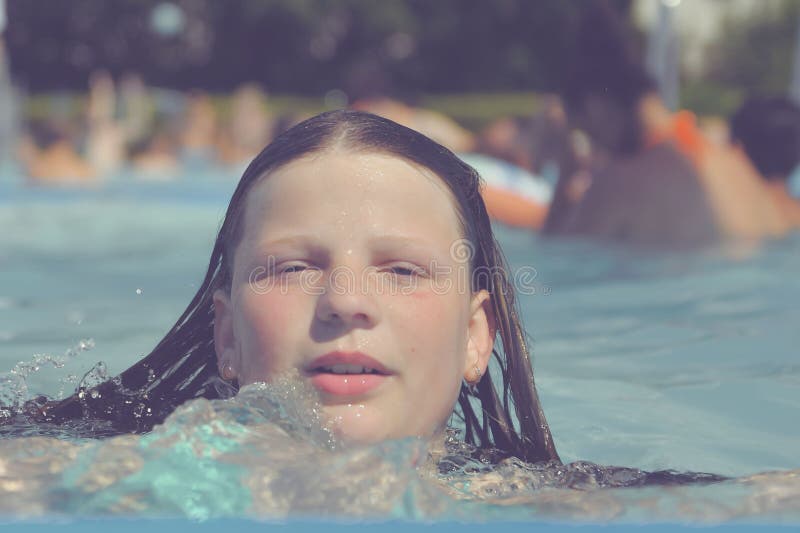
<box><xmin>321</xmin><ymin>404</ymin><xmax>442</xmax><ymax>446</ymax></box>
<box><xmin>322</xmin><ymin>403</ymin><xmax>395</xmax><ymax>444</ymax></box>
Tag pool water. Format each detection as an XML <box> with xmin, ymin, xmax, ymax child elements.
<box><xmin>0</xmin><ymin>175</ymin><xmax>799</xmax><ymax>522</ymax></box>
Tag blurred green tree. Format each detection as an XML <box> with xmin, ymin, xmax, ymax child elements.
<box><xmin>4</xmin><ymin>0</ymin><xmax>593</xmax><ymax>96</ymax></box>
<box><xmin>703</xmin><ymin>0</ymin><xmax>799</xmax><ymax>98</ymax></box>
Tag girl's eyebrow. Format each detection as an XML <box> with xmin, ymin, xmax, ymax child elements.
<box><xmin>258</xmin><ymin>234</ymin><xmax>442</xmax><ymax>248</ymax></box>
<box><xmin>247</xmin><ymin>236</ymin><xmax>329</xmax><ymax>263</ymax></box>
<box><xmin>368</xmin><ymin>235</ymin><xmax>453</xmax><ymax>262</ymax></box>
<box><xmin>369</xmin><ymin>235</ymin><xmax>436</xmax><ymax>248</ymax></box>
<box><xmin>255</xmin><ymin>235</ymin><xmax>324</xmax><ymax>249</ymax></box>
<box><xmin>251</xmin><ymin>234</ymin><xmax>454</xmax><ymax>261</ymax></box>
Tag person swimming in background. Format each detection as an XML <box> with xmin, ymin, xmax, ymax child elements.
<box><xmin>215</xmin><ymin>83</ymin><xmax>274</xmax><ymax>168</ymax></box>
<box><xmin>730</xmin><ymin>96</ymin><xmax>800</xmax><ymax>228</ymax></box>
<box><xmin>85</xmin><ymin>70</ymin><xmax>126</xmax><ymax>177</ymax></box>
<box><xmin>17</xmin><ymin>120</ymin><xmax>96</xmax><ymax>185</ymax></box>
<box><xmin>544</xmin><ymin>0</ymin><xmax>788</xmax><ymax>248</ymax></box>
<box><xmin>179</xmin><ymin>91</ymin><xmax>219</xmax><ymax>169</ymax></box>
<box><xmin>128</xmin><ymin>127</ymin><xmax>180</xmax><ymax>180</ymax></box>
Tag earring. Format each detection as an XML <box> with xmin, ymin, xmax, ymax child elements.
<box><xmin>472</xmin><ymin>364</ymin><xmax>482</xmax><ymax>383</ymax></box>
<box><xmin>464</xmin><ymin>364</ymin><xmax>482</xmax><ymax>395</ymax></box>
<box><xmin>222</xmin><ymin>365</ymin><xmax>236</xmax><ymax>381</ymax></box>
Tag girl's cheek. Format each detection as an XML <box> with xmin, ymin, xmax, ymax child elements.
<box><xmin>243</xmin><ymin>290</ymin><xmax>301</xmax><ymax>329</ymax></box>
<box><xmin>237</xmin><ymin>289</ymin><xmax>305</xmax><ymax>350</ymax></box>
<box><xmin>386</xmin><ymin>288</ymin><xmax>453</xmax><ymax>338</ymax></box>
<box><xmin>237</xmin><ymin>291</ymin><xmax>308</xmax><ymax>379</ymax></box>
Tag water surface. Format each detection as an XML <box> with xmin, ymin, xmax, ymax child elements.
<box><xmin>1</xmin><ymin>178</ymin><xmax>798</xmax><ymax>522</ymax></box>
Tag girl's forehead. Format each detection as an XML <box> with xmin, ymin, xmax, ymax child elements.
<box><xmin>240</xmin><ymin>151</ymin><xmax>465</xmax><ymax>243</ymax></box>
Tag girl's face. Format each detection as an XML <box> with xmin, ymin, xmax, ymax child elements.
<box><xmin>213</xmin><ymin>151</ymin><xmax>494</xmax><ymax>444</ymax></box>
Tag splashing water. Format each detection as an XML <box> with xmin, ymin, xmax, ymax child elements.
<box><xmin>0</xmin><ymin>339</ymin><xmax>95</xmax><ymax>418</ymax></box>
<box><xmin>0</xmin><ymin>369</ymin><xmax>798</xmax><ymax>522</ymax></box>
<box><xmin>0</xmin><ymin>373</ymin><xmax>445</xmax><ymax>519</ymax></box>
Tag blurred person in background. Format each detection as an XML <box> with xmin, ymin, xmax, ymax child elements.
<box><xmin>119</xmin><ymin>73</ymin><xmax>156</xmax><ymax>150</ymax></box>
<box><xmin>180</xmin><ymin>91</ymin><xmax>218</xmax><ymax>169</ymax></box>
<box><xmin>527</xmin><ymin>95</ymin><xmax>573</xmax><ymax>186</ymax></box>
<box><xmin>85</xmin><ymin>70</ymin><xmax>125</xmax><ymax>177</ymax></box>
<box><xmin>128</xmin><ymin>120</ymin><xmax>180</xmax><ymax>180</ymax></box>
<box><xmin>17</xmin><ymin>120</ymin><xmax>94</xmax><ymax>184</ymax></box>
<box><xmin>545</xmin><ymin>0</ymin><xmax>787</xmax><ymax>248</ymax></box>
<box><xmin>479</xmin><ymin>116</ymin><xmax>536</xmax><ymax>171</ymax></box>
<box><xmin>730</xmin><ymin>96</ymin><xmax>800</xmax><ymax>228</ymax></box>
<box><xmin>216</xmin><ymin>83</ymin><xmax>273</xmax><ymax>168</ymax></box>
<box><xmin>479</xmin><ymin>95</ymin><xmax>572</xmax><ymax>182</ymax></box>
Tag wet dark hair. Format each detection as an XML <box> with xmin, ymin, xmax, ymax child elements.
<box><xmin>41</xmin><ymin>110</ymin><xmax>561</xmax><ymax>464</ymax></box>
<box><xmin>562</xmin><ymin>0</ymin><xmax>656</xmax><ymax>155</ymax></box>
<box><xmin>731</xmin><ymin>96</ymin><xmax>800</xmax><ymax>181</ymax></box>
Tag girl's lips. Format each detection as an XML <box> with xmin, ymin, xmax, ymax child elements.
<box><xmin>305</xmin><ymin>351</ymin><xmax>392</xmax><ymax>397</ymax></box>
<box><xmin>310</xmin><ymin>373</ymin><xmax>388</xmax><ymax>396</ymax></box>
<box><xmin>305</xmin><ymin>351</ymin><xmax>391</xmax><ymax>375</ymax></box>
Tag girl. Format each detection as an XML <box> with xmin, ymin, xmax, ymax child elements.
<box><xmin>38</xmin><ymin>110</ymin><xmax>561</xmax><ymax>465</ymax></box>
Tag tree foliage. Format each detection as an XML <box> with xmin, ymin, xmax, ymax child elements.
<box><xmin>704</xmin><ymin>0</ymin><xmax>800</xmax><ymax>96</ymax></box>
<box><xmin>5</xmin><ymin>0</ymin><xmax>592</xmax><ymax>95</ymax></box>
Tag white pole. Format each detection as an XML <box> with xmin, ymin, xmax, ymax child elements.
<box><xmin>0</xmin><ymin>0</ymin><xmax>15</xmax><ymax>165</ymax></box>
<box><xmin>646</xmin><ymin>0</ymin><xmax>680</xmax><ymax>111</ymax></box>
<box><xmin>789</xmin><ymin>12</ymin><xmax>800</xmax><ymax>105</ymax></box>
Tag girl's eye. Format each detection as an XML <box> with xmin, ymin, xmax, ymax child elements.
<box><xmin>384</xmin><ymin>263</ymin><xmax>426</xmax><ymax>277</ymax></box>
<box><xmin>277</xmin><ymin>262</ymin><xmax>312</xmax><ymax>275</ymax></box>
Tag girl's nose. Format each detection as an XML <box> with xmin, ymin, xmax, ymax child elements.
<box><xmin>314</xmin><ymin>267</ymin><xmax>380</xmax><ymax>328</ymax></box>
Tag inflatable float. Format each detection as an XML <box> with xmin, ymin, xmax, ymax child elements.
<box><xmin>459</xmin><ymin>153</ymin><xmax>552</xmax><ymax>230</ymax></box>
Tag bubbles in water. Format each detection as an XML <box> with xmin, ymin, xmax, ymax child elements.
<box><xmin>78</xmin><ymin>361</ymin><xmax>108</xmax><ymax>391</ymax></box>
<box><xmin>57</xmin><ymin>374</ymin><xmax>79</xmax><ymax>399</ymax></box>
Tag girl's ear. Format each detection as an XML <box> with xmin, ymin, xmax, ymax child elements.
<box><xmin>464</xmin><ymin>289</ymin><xmax>496</xmax><ymax>382</ymax></box>
<box><xmin>213</xmin><ymin>289</ymin><xmax>239</xmax><ymax>381</ymax></box>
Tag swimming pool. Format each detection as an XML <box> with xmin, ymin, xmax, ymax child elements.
<box><xmin>0</xmin><ymin>173</ymin><xmax>798</xmax><ymax>523</ymax></box>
